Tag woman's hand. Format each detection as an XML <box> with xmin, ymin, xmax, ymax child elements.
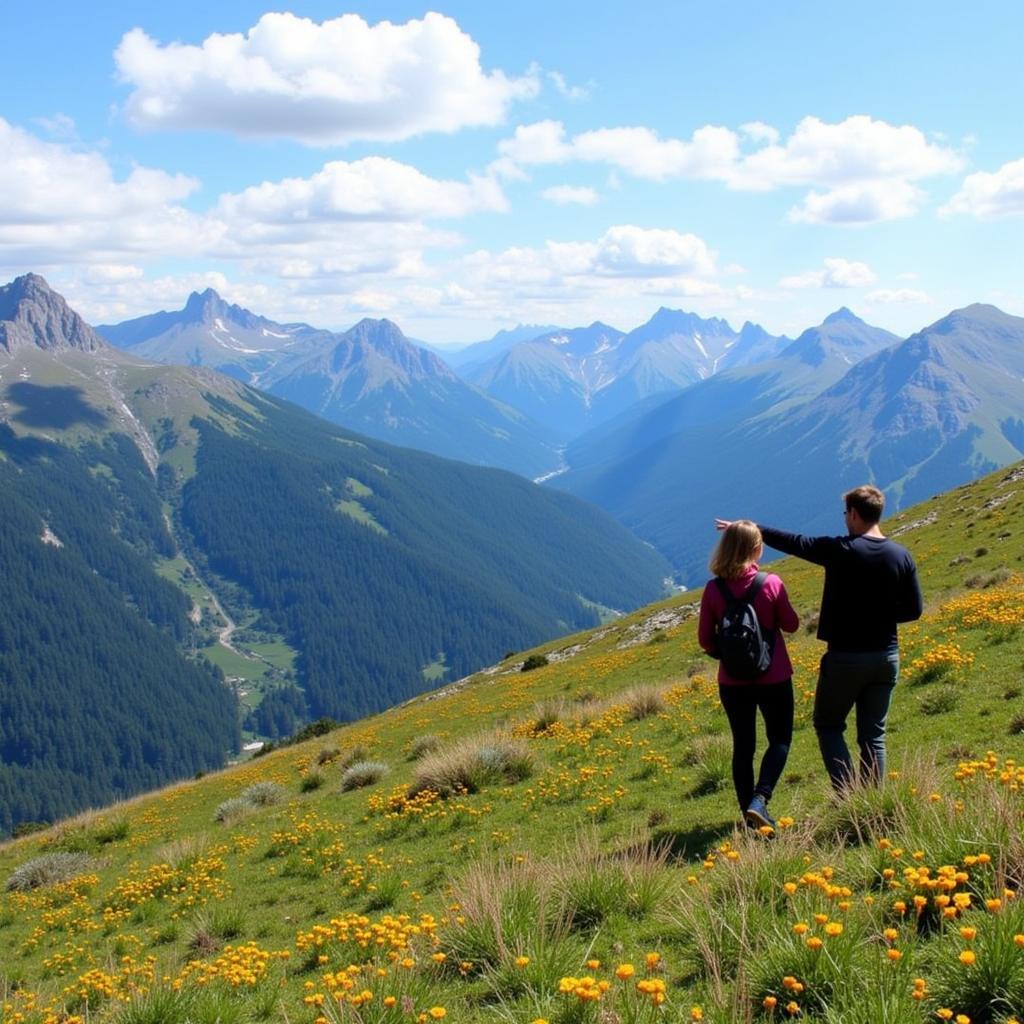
<box><xmin>714</xmin><ymin>518</ymin><xmax>734</xmax><ymax>532</ymax></box>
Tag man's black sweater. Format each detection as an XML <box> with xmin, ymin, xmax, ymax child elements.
<box><xmin>758</xmin><ymin>527</ymin><xmax>923</xmax><ymax>654</ymax></box>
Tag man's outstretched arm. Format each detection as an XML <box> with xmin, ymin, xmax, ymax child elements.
<box><xmin>758</xmin><ymin>525</ymin><xmax>839</xmax><ymax>567</ymax></box>
<box><xmin>714</xmin><ymin>518</ymin><xmax>839</xmax><ymax>566</ymax></box>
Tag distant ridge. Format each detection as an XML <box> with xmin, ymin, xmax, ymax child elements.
<box><xmin>100</xmin><ymin>293</ymin><xmax>560</xmax><ymax>477</ymax></box>
<box><xmin>553</xmin><ymin>303</ymin><xmax>1024</xmax><ymax>578</ymax></box>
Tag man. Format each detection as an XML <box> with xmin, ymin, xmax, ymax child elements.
<box><xmin>716</xmin><ymin>485</ymin><xmax>923</xmax><ymax>791</ymax></box>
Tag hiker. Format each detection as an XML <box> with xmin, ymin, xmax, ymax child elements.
<box><xmin>716</xmin><ymin>484</ymin><xmax>923</xmax><ymax>792</ymax></box>
<box><xmin>698</xmin><ymin>520</ymin><xmax>799</xmax><ymax>831</ymax></box>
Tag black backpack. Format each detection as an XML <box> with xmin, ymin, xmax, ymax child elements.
<box><xmin>714</xmin><ymin>573</ymin><xmax>775</xmax><ymax>679</ymax></box>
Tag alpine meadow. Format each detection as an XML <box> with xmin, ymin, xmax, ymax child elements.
<box><xmin>4</xmin><ymin>4</ymin><xmax>1024</xmax><ymax>1024</ymax></box>
<box><xmin>1</xmin><ymin>463</ymin><xmax>1023</xmax><ymax>1024</ymax></box>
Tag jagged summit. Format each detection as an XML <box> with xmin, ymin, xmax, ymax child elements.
<box><xmin>0</xmin><ymin>273</ymin><xmax>107</xmax><ymax>355</ymax></box>
<box><xmin>822</xmin><ymin>306</ymin><xmax>865</xmax><ymax>326</ymax></box>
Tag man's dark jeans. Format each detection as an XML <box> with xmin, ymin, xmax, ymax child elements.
<box><xmin>718</xmin><ymin>679</ymin><xmax>794</xmax><ymax>813</ymax></box>
<box><xmin>813</xmin><ymin>650</ymin><xmax>899</xmax><ymax>791</ymax></box>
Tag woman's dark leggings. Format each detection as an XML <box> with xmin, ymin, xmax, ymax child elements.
<box><xmin>718</xmin><ymin>679</ymin><xmax>794</xmax><ymax>812</ymax></box>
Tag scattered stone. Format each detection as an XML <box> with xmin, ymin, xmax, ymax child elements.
<box><xmin>617</xmin><ymin>602</ymin><xmax>699</xmax><ymax>648</ymax></box>
<box><xmin>890</xmin><ymin>510</ymin><xmax>939</xmax><ymax>538</ymax></box>
<box><xmin>982</xmin><ymin>491</ymin><xmax>1016</xmax><ymax>512</ymax></box>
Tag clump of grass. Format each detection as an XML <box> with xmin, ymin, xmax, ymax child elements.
<box><xmin>556</xmin><ymin>839</ymin><xmax>628</xmax><ymax>929</ymax></box>
<box><xmin>112</xmin><ymin>987</ymin><xmax>195</xmax><ymax>1024</ymax></box>
<box><xmin>689</xmin><ymin>734</ymin><xmax>732</xmax><ymax>796</ymax></box>
<box><xmin>316</xmin><ymin>745</ymin><xmax>340</xmax><ymax>766</ymax></box>
<box><xmin>364</xmin><ymin>869</ymin><xmax>404</xmax><ymax>911</ymax></box>
<box><xmin>155</xmin><ymin>836</ymin><xmax>207</xmax><ymax>870</ymax></box>
<box><xmin>339</xmin><ymin>744</ymin><xmax>370</xmax><ymax>769</ymax></box>
<box><xmin>919</xmin><ymin>685</ymin><xmax>960</xmax><ymax>716</ymax></box>
<box><xmin>407</xmin><ymin>734</ymin><xmax>442</xmax><ymax>760</ymax></box>
<box><xmin>620</xmin><ymin>683</ymin><xmax>666</xmax><ymax>720</ymax></box>
<box><xmin>443</xmin><ymin>857</ymin><xmax>572</xmax><ymax>971</ymax></box>
<box><xmin>6</xmin><ymin>852</ymin><xmax>95</xmax><ymax>892</ymax></box>
<box><xmin>42</xmin><ymin>812</ymin><xmax>129</xmax><ymax>853</ymax></box>
<box><xmin>411</xmin><ymin>733</ymin><xmax>533</xmax><ymax>796</ymax></box>
<box><xmin>965</xmin><ymin>566</ymin><xmax>1011</xmax><ymax>588</ymax></box>
<box><xmin>241</xmin><ymin>781</ymin><xmax>287</xmax><ymax>807</ymax></box>
<box><xmin>340</xmin><ymin>760</ymin><xmax>390</xmax><ymax>791</ymax></box>
<box><xmin>528</xmin><ymin>697</ymin><xmax>571</xmax><ymax>734</ymax></box>
<box><xmin>187</xmin><ymin>904</ymin><xmax>247</xmax><ymax>956</ymax></box>
<box><xmin>213</xmin><ymin>797</ymin><xmax>253</xmax><ymax>825</ymax></box>
<box><xmin>299</xmin><ymin>768</ymin><xmax>325</xmax><ymax>792</ymax></box>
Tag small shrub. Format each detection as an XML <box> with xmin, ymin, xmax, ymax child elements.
<box><xmin>11</xmin><ymin>821</ymin><xmax>48</xmax><ymax>838</ymax></box>
<box><xmin>647</xmin><ymin>809</ymin><xmax>668</xmax><ymax>828</ymax></box>
<box><xmin>241</xmin><ymin>781</ymin><xmax>287</xmax><ymax>807</ymax></box>
<box><xmin>299</xmin><ymin>769</ymin><xmax>324</xmax><ymax>793</ymax></box>
<box><xmin>213</xmin><ymin>797</ymin><xmax>252</xmax><ymax>825</ymax></box>
<box><xmin>316</xmin><ymin>745</ymin><xmax>340</xmax><ymax>766</ymax></box>
<box><xmin>7</xmin><ymin>852</ymin><xmax>94</xmax><ymax>892</ymax></box>
<box><xmin>521</xmin><ymin>653</ymin><xmax>549</xmax><ymax>672</ymax></box>
<box><xmin>290</xmin><ymin>718</ymin><xmax>340</xmax><ymax>744</ymax></box>
<box><xmin>407</xmin><ymin>734</ymin><xmax>442</xmax><ymax>761</ymax></box>
<box><xmin>340</xmin><ymin>761</ymin><xmax>390</xmax><ymax>791</ymax></box>
<box><xmin>1009</xmin><ymin>715</ymin><xmax>1024</xmax><ymax>736</ymax></box>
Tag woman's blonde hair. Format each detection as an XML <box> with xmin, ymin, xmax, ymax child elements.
<box><xmin>709</xmin><ymin>520</ymin><xmax>763</xmax><ymax>579</ymax></box>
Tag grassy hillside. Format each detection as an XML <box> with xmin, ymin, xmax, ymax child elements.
<box><xmin>1</xmin><ymin>463</ymin><xmax>1023</xmax><ymax>1024</ymax></box>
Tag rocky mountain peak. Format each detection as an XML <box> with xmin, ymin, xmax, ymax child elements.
<box><xmin>183</xmin><ymin>288</ymin><xmax>227</xmax><ymax>320</ymax></box>
<box><xmin>0</xmin><ymin>274</ymin><xmax>106</xmax><ymax>355</ymax></box>
<box><xmin>822</xmin><ymin>306</ymin><xmax>864</xmax><ymax>326</ymax></box>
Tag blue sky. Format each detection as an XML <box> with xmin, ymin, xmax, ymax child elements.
<box><xmin>3</xmin><ymin>2</ymin><xmax>1023</xmax><ymax>343</ymax></box>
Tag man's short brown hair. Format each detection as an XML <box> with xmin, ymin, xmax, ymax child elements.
<box><xmin>844</xmin><ymin>484</ymin><xmax>885</xmax><ymax>524</ymax></box>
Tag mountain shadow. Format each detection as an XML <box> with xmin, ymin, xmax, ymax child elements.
<box><xmin>6</xmin><ymin>382</ymin><xmax>107</xmax><ymax>429</ymax></box>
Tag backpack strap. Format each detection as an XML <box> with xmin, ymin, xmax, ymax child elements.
<box><xmin>715</xmin><ymin>572</ymin><xmax>768</xmax><ymax>608</ymax></box>
<box><xmin>742</xmin><ymin>571</ymin><xmax>768</xmax><ymax>605</ymax></box>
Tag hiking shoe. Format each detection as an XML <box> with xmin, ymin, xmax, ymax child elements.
<box><xmin>745</xmin><ymin>795</ymin><xmax>776</xmax><ymax>831</ymax></box>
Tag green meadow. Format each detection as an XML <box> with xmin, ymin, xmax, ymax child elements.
<box><xmin>2</xmin><ymin>462</ymin><xmax>1023</xmax><ymax>1024</ymax></box>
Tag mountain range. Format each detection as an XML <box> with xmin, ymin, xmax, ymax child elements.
<box><xmin>464</xmin><ymin>309</ymin><xmax>792</xmax><ymax>437</ymax></box>
<box><xmin>553</xmin><ymin>304</ymin><xmax>1024</xmax><ymax>580</ymax></box>
<box><xmin>0</xmin><ymin>274</ymin><xmax>669</xmax><ymax>831</ymax></box>
<box><xmin>100</xmin><ymin>294</ymin><xmax>560</xmax><ymax>478</ymax></box>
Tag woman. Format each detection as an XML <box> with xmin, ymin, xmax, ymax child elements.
<box><xmin>698</xmin><ymin>520</ymin><xmax>799</xmax><ymax>830</ymax></box>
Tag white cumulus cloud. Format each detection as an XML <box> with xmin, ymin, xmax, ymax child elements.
<box><xmin>541</xmin><ymin>185</ymin><xmax>599</xmax><ymax>205</ymax></box>
<box><xmin>867</xmin><ymin>288</ymin><xmax>931</xmax><ymax>304</ymax></box>
<box><xmin>216</xmin><ymin>157</ymin><xmax>507</xmax><ymax>225</ymax></box>
<box><xmin>788</xmin><ymin>181</ymin><xmax>924</xmax><ymax>225</ymax></box>
<box><xmin>0</xmin><ymin>118</ymin><xmax>208</xmax><ymax>266</ymax></box>
<box><xmin>781</xmin><ymin>257</ymin><xmax>877</xmax><ymax>289</ymax></box>
<box><xmin>496</xmin><ymin>114</ymin><xmax>961</xmax><ymax>223</ymax></box>
<box><xmin>115</xmin><ymin>12</ymin><xmax>538</xmax><ymax>145</ymax></box>
<box><xmin>941</xmin><ymin>157</ymin><xmax>1024</xmax><ymax>218</ymax></box>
